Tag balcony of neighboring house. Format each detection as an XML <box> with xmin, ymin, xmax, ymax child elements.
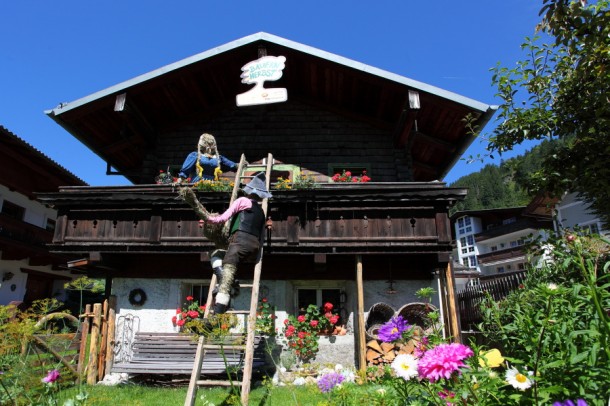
<box><xmin>477</xmin><ymin>245</ymin><xmax>527</xmax><ymax>264</ymax></box>
<box><xmin>474</xmin><ymin>217</ymin><xmax>546</xmax><ymax>243</ymax></box>
<box><xmin>0</xmin><ymin>211</ymin><xmax>55</xmax><ymax>263</ymax></box>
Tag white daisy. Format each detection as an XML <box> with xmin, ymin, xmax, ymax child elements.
<box><xmin>505</xmin><ymin>367</ymin><xmax>533</xmax><ymax>390</ymax></box>
<box><xmin>391</xmin><ymin>354</ymin><xmax>419</xmax><ymax>381</ymax></box>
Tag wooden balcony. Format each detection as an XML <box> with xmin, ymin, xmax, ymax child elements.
<box><xmin>476</xmin><ymin>246</ymin><xmax>526</xmax><ymax>265</ymax></box>
<box><xmin>39</xmin><ymin>183</ymin><xmax>464</xmax><ymax>259</ymax></box>
<box><xmin>39</xmin><ymin>182</ymin><xmax>466</xmax><ymax>274</ymax></box>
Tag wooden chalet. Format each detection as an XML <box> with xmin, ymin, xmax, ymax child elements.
<box><xmin>37</xmin><ymin>33</ymin><xmax>496</xmax><ymax>369</ymax></box>
<box><xmin>0</xmin><ymin>125</ymin><xmax>87</xmax><ymax>306</ymax></box>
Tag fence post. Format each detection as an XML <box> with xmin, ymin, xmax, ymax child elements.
<box><xmin>77</xmin><ymin>304</ymin><xmax>91</xmax><ymax>384</ymax></box>
<box><xmin>97</xmin><ymin>299</ymin><xmax>109</xmax><ymax>380</ymax></box>
<box><xmin>105</xmin><ymin>296</ymin><xmax>117</xmax><ymax>376</ymax></box>
<box><xmin>87</xmin><ymin>303</ymin><xmax>102</xmax><ymax>384</ymax></box>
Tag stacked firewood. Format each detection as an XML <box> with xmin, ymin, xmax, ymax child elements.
<box><xmin>365</xmin><ymin>327</ymin><xmax>423</xmax><ymax>366</ymax></box>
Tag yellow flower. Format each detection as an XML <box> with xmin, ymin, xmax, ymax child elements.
<box><xmin>479</xmin><ymin>348</ymin><xmax>504</xmax><ymax>368</ymax></box>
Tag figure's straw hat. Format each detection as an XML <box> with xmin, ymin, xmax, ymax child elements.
<box><xmin>243</xmin><ymin>172</ymin><xmax>272</xmax><ymax>199</ymax></box>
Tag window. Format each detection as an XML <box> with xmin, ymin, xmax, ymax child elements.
<box><xmin>460</xmin><ymin>237</ymin><xmax>466</xmax><ymax>246</ymax></box>
<box><xmin>296</xmin><ymin>288</ymin><xmax>345</xmax><ymax>324</ymax></box>
<box><xmin>182</xmin><ymin>283</ymin><xmax>210</xmax><ymax>305</ymax></box>
<box><xmin>461</xmin><ymin>248</ymin><xmax>467</xmax><ymax>254</ymax></box>
<box><xmin>464</xmin><ymin>217</ymin><xmax>471</xmax><ymax>226</ymax></box>
<box><xmin>468</xmin><ymin>247</ymin><xmax>475</xmax><ymax>252</ymax></box>
<box><xmin>468</xmin><ymin>256</ymin><xmax>477</xmax><ymax>267</ymax></box>
<box><xmin>45</xmin><ymin>219</ymin><xmax>56</xmax><ymax>232</ymax></box>
<box><xmin>510</xmin><ymin>240</ymin><xmax>518</xmax><ymax>248</ymax></box>
<box><xmin>518</xmin><ymin>263</ymin><xmax>525</xmax><ymax>270</ymax></box>
<box><xmin>297</xmin><ymin>288</ymin><xmax>341</xmax><ymax>312</ymax></box>
<box><xmin>490</xmin><ymin>245</ymin><xmax>497</xmax><ymax>252</ymax></box>
<box><xmin>1</xmin><ymin>200</ymin><xmax>25</xmax><ymax>221</ymax></box>
<box><xmin>457</xmin><ymin>218</ymin><xmax>465</xmax><ymax>228</ymax></box>
<box><xmin>465</xmin><ymin>226</ymin><xmax>472</xmax><ymax>233</ymax></box>
<box><xmin>497</xmin><ymin>266</ymin><xmax>505</xmax><ymax>273</ymax></box>
<box><xmin>467</xmin><ymin>235</ymin><xmax>474</xmax><ymax>245</ymax></box>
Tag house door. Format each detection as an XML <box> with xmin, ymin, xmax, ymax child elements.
<box><xmin>24</xmin><ymin>273</ymin><xmax>54</xmax><ymax>304</ymax></box>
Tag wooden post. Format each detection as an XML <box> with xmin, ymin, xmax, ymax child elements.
<box><xmin>355</xmin><ymin>255</ymin><xmax>367</xmax><ymax>371</ymax></box>
<box><xmin>87</xmin><ymin>303</ymin><xmax>102</xmax><ymax>384</ymax></box>
<box><xmin>97</xmin><ymin>299</ymin><xmax>109</xmax><ymax>380</ymax></box>
<box><xmin>105</xmin><ymin>296</ymin><xmax>117</xmax><ymax>376</ymax></box>
<box><xmin>77</xmin><ymin>304</ymin><xmax>91</xmax><ymax>384</ymax></box>
<box><xmin>444</xmin><ymin>262</ymin><xmax>461</xmax><ymax>343</ymax></box>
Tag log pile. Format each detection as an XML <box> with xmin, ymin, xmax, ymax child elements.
<box><xmin>365</xmin><ymin>327</ymin><xmax>423</xmax><ymax>366</ymax></box>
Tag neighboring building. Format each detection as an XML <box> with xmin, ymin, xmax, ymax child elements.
<box><xmin>451</xmin><ymin>205</ymin><xmax>552</xmax><ymax>277</ymax></box>
<box><xmin>0</xmin><ymin>126</ymin><xmax>87</xmax><ymax>306</ymax></box>
<box><xmin>554</xmin><ymin>192</ymin><xmax>608</xmax><ymax>236</ymax></box>
<box><xmin>38</xmin><ymin>32</ymin><xmax>496</xmax><ymax>367</ymax></box>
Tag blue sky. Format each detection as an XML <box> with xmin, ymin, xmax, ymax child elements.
<box><xmin>1</xmin><ymin>1</ymin><xmax>542</xmax><ymax>186</ymax></box>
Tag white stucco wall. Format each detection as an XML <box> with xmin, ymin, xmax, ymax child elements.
<box><xmin>111</xmin><ymin>277</ymin><xmax>440</xmax><ymax>335</ymax></box>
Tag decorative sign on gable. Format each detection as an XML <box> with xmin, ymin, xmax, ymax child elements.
<box><xmin>236</xmin><ymin>55</ymin><xmax>288</xmax><ymax>106</ymax></box>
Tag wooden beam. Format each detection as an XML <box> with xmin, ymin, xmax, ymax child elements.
<box><xmin>415</xmin><ymin>131</ymin><xmax>456</xmax><ymax>152</ymax></box>
<box><xmin>393</xmin><ymin>92</ymin><xmax>420</xmax><ymax>148</ymax></box>
<box><xmin>355</xmin><ymin>255</ymin><xmax>367</xmax><ymax>371</ymax></box>
<box><xmin>444</xmin><ymin>262</ymin><xmax>461</xmax><ymax>343</ymax></box>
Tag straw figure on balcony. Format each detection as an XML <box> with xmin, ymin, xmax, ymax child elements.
<box><xmin>176</xmin><ymin>133</ymin><xmax>238</xmax><ymax>183</ymax></box>
<box><xmin>178</xmin><ymin>172</ymin><xmax>272</xmax><ymax>317</ymax></box>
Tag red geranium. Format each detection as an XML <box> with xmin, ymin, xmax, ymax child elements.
<box><xmin>172</xmin><ymin>296</ymin><xmax>206</xmax><ymax>327</ymax></box>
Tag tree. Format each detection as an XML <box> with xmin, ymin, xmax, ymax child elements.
<box><xmin>486</xmin><ymin>0</ymin><xmax>610</xmax><ymax>226</ymax></box>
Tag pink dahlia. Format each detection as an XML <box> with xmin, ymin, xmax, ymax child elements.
<box><xmin>417</xmin><ymin>343</ymin><xmax>473</xmax><ymax>382</ymax></box>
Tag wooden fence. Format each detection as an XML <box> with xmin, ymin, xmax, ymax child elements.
<box><xmin>32</xmin><ymin>296</ymin><xmax>117</xmax><ymax>384</ymax></box>
<box><xmin>457</xmin><ymin>270</ymin><xmax>527</xmax><ymax>330</ymax></box>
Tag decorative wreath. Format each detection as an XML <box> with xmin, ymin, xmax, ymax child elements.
<box><xmin>128</xmin><ymin>288</ymin><xmax>147</xmax><ymax>306</ymax></box>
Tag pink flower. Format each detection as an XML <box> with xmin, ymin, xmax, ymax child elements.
<box><xmin>324</xmin><ymin>302</ymin><xmax>334</xmax><ymax>311</ymax></box>
<box><xmin>199</xmin><ymin>305</ymin><xmax>206</xmax><ymax>310</ymax></box>
<box><xmin>417</xmin><ymin>343</ymin><xmax>473</xmax><ymax>382</ymax></box>
<box><xmin>329</xmin><ymin>315</ymin><xmax>340</xmax><ymax>325</ymax></box>
<box><xmin>310</xmin><ymin>320</ymin><xmax>319</xmax><ymax>327</ymax></box>
<box><xmin>297</xmin><ymin>315</ymin><xmax>306</xmax><ymax>323</ymax></box>
<box><xmin>42</xmin><ymin>369</ymin><xmax>60</xmax><ymax>383</ymax></box>
<box><xmin>186</xmin><ymin>296</ymin><xmax>194</xmax><ymax>301</ymax></box>
<box><xmin>171</xmin><ymin>316</ymin><xmax>177</xmax><ymax>325</ymax></box>
<box><xmin>187</xmin><ymin>310</ymin><xmax>199</xmax><ymax>319</ymax></box>
<box><xmin>177</xmin><ymin>319</ymin><xmax>185</xmax><ymax>326</ymax></box>
<box><xmin>344</xmin><ymin>171</ymin><xmax>351</xmax><ymax>177</ymax></box>
<box><xmin>298</xmin><ymin>331</ymin><xmax>305</xmax><ymax>339</ymax></box>
<box><xmin>284</xmin><ymin>319</ymin><xmax>289</xmax><ymax>325</ymax></box>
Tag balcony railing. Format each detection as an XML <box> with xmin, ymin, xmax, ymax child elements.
<box><xmin>0</xmin><ymin>213</ymin><xmax>52</xmax><ymax>247</ymax></box>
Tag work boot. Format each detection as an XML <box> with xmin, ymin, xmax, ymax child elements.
<box><xmin>202</xmin><ymin>302</ymin><xmax>228</xmax><ymax>330</ymax></box>
<box><xmin>211</xmin><ymin>302</ymin><xmax>227</xmax><ymax>315</ymax></box>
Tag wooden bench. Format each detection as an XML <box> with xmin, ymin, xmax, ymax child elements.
<box><xmin>111</xmin><ymin>332</ymin><xmax>268</xmax><ymax>376</ymax></box>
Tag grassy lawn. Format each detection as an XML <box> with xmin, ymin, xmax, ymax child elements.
<box><xmin>57</xmin><ymin>382</ymin><xmax>339</xmax><ymax>406</ymax></box>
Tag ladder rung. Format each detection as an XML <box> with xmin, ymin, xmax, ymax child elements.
<box><xmin>202</xmin><ymin>344</ymin><xmax>246</xmax><ymax>350</ymax></box>
<box><xmin>196</xmin><ymin>379</ymin><xmax>234</xmax><ymax>386</ymax></box>
<box><xmin>226</xmin><ymin>310</ymin><xmax>250</xmax><ymax>315</ymax></box>
<box><xmin>239</xmin><ymin>283</ymin><xmax>254</xmax><ymax>288</ymax></box>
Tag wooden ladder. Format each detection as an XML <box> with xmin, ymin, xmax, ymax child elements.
<box><xmin>185</xmin><ymin>153</ymin><xmax>273</xmax><ymax>406</ymax></box>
